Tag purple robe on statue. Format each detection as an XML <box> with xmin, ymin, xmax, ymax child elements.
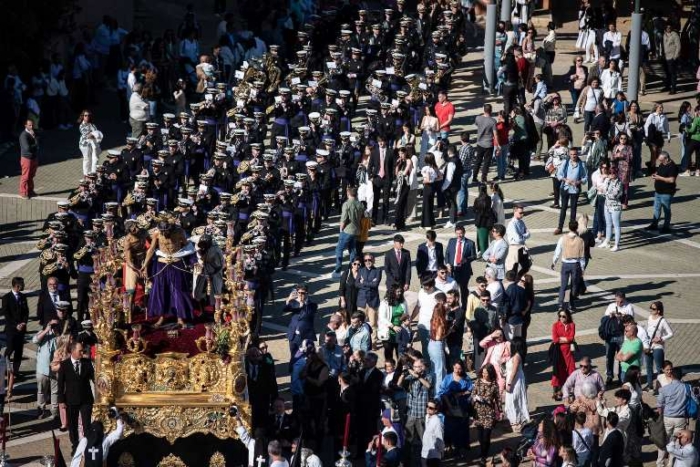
<box><xmin>147</xmin><ymin>257</ymin><xmax>195</xmax><ymax>320</ymax></box>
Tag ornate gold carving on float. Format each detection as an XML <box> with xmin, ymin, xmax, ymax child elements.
<box><xmin>89</xmin><ymin>221</ymin><xmax>252</xmax><ymax>442</ymax></box>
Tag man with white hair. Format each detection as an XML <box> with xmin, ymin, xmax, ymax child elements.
<box><xmin>562</xmin><ymin>357</ymin><xmax>606</xmax><ymax>401</ymax></box>
<box><xmin>129</xmin><ymin>83</ymin><xmax>150</xmax><ymax>138</ymax></box>
<box><xmin>484</xmin><ymin>267</ymin><xmax>503</xmax><ymax>311</ymax></box>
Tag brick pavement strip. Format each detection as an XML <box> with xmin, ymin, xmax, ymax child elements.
<box><xmin>5</xmin><ymin>13</ymin><xmax>700</xmax><ymax>467</ymax></box>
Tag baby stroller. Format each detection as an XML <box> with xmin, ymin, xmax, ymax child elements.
<box><xmin>508</xmin><ymin>413</ymin><xmax>546</xmax><ymax>466</ymax></box>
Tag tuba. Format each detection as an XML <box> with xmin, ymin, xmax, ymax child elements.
<box><xmin>405</xmin><ymin>74</ymin><xmax>422</xmax><ymax>101</ymax></box>
<box><xmin>264</xmin><ymin>55</ymin><xmax>282</xmax><ymax>94</ymax></box>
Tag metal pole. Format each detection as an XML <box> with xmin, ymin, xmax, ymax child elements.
<box><xmin>484</xmin><ymin>1</ymin><xmax>498</xmax><ymax>94</ymax></box>
<box><xmin>500</xmin><ymin>0</ymin><xmax>511</xmax><ymax>23</ymax></box>
<box><xmin>627</xmin><ymin>6</ymin><xmax>643</xmax><ymax>101</ymax></box>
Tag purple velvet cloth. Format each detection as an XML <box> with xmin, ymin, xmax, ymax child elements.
<box><xmin>147</xmin><ymin>259</ymin><xmax>194</xmax><ymax>320</ymax></box>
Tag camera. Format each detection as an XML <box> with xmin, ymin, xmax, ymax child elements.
<box><xmin>108</xmin><ymin>406</ymin><xmax>135</xmax><ymax>425</ymax></box>
<box><xmin>229</xmin><ymin>404</ymin><xmax>239</xmax><ymax>418</ymax></box>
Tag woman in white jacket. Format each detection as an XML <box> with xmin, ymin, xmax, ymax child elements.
<box><xmin>377</xmin><ymin>285</ymin><xmax>409</xmax><ymax>361</ymax></box>
<box><xmin>600</xmin><ymin>61</ymin><xmax>623</xmax><ymax>101</ymax></box>
<box><xmin>77</xmin><ymin>110</ymin><xmax>102</xmax><ymax>175</ymax></box>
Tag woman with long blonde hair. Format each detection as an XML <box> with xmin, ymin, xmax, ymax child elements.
<box><xmin>50</xmin><ymin>334</ymin><xmax>73</xmax><ymax>431</ymax></box>
<box><xmin>576</xmin><ymin>213</ymin><xmax>596</xmax><ymax>294</ymax></box>
<box><xmin>428</xmin><ymin>298</ymin><xmax>448</xmax><ymax>385</ymax></box>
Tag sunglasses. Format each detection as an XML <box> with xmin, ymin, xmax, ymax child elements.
<box><xmin>481</xmin><ymin>298</ymin><xmax>490</xmax><ymax>302</ymax></box>
<box><xmin>364</xmin><ymin>259</ymin><xmax>373</xmax><ymax>262</ymax></box>
<box><xmin>650</xmin><ymin>307</ymin><xmax>657</xmax><ymax>311</ymax></box>
<box><xmin>559</xmin><ymin>314</ymin><xmax>567</xmax><ymax>318</ymax></box>
<box><xmin>427</xmin><ymin>406</ymin><xmax>437</xmax><ymax>410</ymax></box>
<box><xmin>352</xmin><ymin>262</ymin><xmax>361</xmax><ymax>266</ymax></box>
<box><xmin>438</xmin><ymin>271</ymin><xmax>447</xmax><ymax>275</ymax></box>
<box><xmin>580</xmin><ymin>365</ymin><xmax>590</xmax><ymax>369</ymax></box>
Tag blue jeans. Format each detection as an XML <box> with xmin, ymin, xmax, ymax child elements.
<box><xmin>592</xmin><ymin>196</ymin><xmax>606</xmax><ymax>236</ymax></box>
<box><xmin>496</xmin><ymin>146</ymin><xmax>508</xmax><ymax>179</ymax></box>
<box><xmin>604</xmin><ymin>207</ymin><xmax>621</xmax><ymax>247</ymax></box>
<box><xmin>652</xmin><ymin>193</ymin><xmax>673</xmax><ymax>228</ymax></box>
<box><xmin>680</xmin><ymin>137</ymin><xmax>689</xmax><ymax>171</ymax></box>
<box><xmin>645</xmin><ymin>347</ymin><xmax>664</xmax><ymax>386</ymax></box>
<box><xmin>334</xmin><ymin>232</ymin><xmax>356</xmax><ymax>273</ymax></box>
<box><xmin>457</xmin><ymin>172</ymin><xmax>471</xmax><ymax>214</ymax></box>
<box><xmin>558</xmin><ymin>262</ymin><xmax>581</xmax><ymax>309</ymax></box>
<box><xmin>428</xmin><ymin>340</ymin><xmax>445</xmax><ymax>386</ymax></box>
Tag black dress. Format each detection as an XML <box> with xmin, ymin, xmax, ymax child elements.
<box><xmin>394</xmin><ymin>159</ymin><xmax>410</xmax><ymax>230</ymax></box>
<box><xmin>339</xmin><ymin>268</ymin><xmax>360</xmax><ymax>322</ymax></box>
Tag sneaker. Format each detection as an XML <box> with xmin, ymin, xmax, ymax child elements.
<box><xmin>597</xmin><ymin>240</ymin><xmax>609</xmax><ymax>248</ymax></box>
<box><xmin>695</xmin><ymin>170</ymin><xmax>700</xmax><ymax>177</ymax></box>
<box><xmin>444</xmin><ymin>221</ymin><xmax>455</xmax><ymax>229</ymax></box>
<box><xmin>680</xmin><ymin>170</ymin><xmax>691</xmax><ymax>177</ymax></box>
<box><xmin>610</xmin><ymin>245</ymin><xmax>619</xmax><ymax>252</ymax></box>
<box><xmin>330</xmin><ymin>270</ymin><xmax>342</xmax><ymax>279</ymax></box>
<box><xmin>644</xmin><ymin>223</ymin><xmax>658</xmax><ymax>231</ymax></box>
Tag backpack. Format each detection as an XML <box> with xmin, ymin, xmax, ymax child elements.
<box><xmin>598</xmin><ymin>315</ymin><xmax>623</xmax><ymax>341</ymax></box>
<box><xmin>685</xmin><ymin>383</ymin><xmax>698</xmax><ymax>419</ymax></box>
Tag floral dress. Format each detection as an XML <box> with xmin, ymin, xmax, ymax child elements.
<box><xmin>472</xmin><ymin>378</ymin><xmax>500</xmax><ymax>429</ymax></box>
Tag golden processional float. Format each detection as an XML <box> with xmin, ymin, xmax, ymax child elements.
<box><xmin>88</xmin><ymin>220</ymin><xmax>252</xmax><ymax>463</ymax></box>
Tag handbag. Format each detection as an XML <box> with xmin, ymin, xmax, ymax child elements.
<box><xmin>570</xmin><ymin>340</ymin><xmax>578</xmax><ymax>353</ymax></box>
<box><xmin>586</xmin><ymin>186</ymin><xmax>598</xmax><ymax>206</ymax></box>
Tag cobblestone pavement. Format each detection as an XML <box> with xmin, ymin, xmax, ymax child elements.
<box><xmin>3</xmin><ymin>6</ymin><xmax>700</xmax><ymax>467</ymax></box>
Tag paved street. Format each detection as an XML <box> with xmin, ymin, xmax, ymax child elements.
<box><xmin>2</xmin><ymin>4</ymin><xmax>700</xmax><ymax>467</ymax></box>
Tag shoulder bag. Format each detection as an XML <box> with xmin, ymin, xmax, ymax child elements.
<box><xmin>644</xmin><ymin>317</ymin><xmax>664</xmax><ymax>354</ymax></box>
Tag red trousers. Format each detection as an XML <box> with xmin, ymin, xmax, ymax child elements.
<box><xmin>19</xmin><ymin>157</ymin><xmax>38</xmax><ymax>196</ymax></box>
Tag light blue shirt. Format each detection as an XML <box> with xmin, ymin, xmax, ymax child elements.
<box><xmin>658</xmin><ymin>380</ymin><xmax>688</xmax><ymax>418</ymax></box>
<box><xmin>482</xmin><ymin>238</ymin><xmax>508</xmax><ymax>279</ymax></box>
<box><xmin>320</xmin><ymin>344</ymin><xmax>346</xmax><ymax>377</ymax></box>
<box><xmin>557</xmin><ymin>158</ymin><xmax>588</xmax><ymax>194</ymax></box>
<box><xmin>506</xmin><ymin>218</ymin><xmax>530</xmax><ymax>245</ymax></box>
<box><xmin>32</xmin><ymin>330</ymin><xmax>57</xmax><ymax>377</ymax></box>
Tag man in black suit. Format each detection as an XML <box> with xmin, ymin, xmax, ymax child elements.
<box><xmin>246</xmin><ymin>346</ymin><xmax>279</xmax><ymax>433</ymax></box>
<box><xmin>57</xmin><ymin>341</ymin><xmax>94</xmax><ymax>453</ymax></box>
<box><xmin>415</xmin><ymin>230</ymin><xmax>444</xmax><ymax>280</ymax></box>
<box><xmin>384</xmin><ymin>234</ymin><xmax>411</xmax><ymax>291</ymax></box>
<box><xmin>356</xmin><ymin>353</ymin><xmax>384</xmax><ymax>453</ymax></box>
<box><xmin>598</xmin><ymin>411</ymin><xmax>624</xmax><ymax>467</ymax></box>
<box><xmin>445</xmin><ymin>224</ymin><xmax>477</xmax><ymax>310</ymax></box>
<box><xmin>332</xmin><ymin>372</ymin><xmax>357</xmax><ymax>455</ymax></box>
<box><xmin>36</xmin><ymin>276</ymin><xmax>73</xmax><ymax>327</ymax></box>
<box><xmin>2</xmin><ymin>277</ymin><xmax>29</xmax><ymax>394</ymax></box>
<box><xmin>370</xmin><ymin>135</ymin><xmax>395</xmax><ymax>224</ymax></box>
<box><xmin>266</xmin><ymin>397</ymin><xmax>299</xmax><ymax>455</ymax></box>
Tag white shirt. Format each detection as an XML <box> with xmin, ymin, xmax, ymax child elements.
<box><xmin>486</xmin><ymin>281</ymin><xmax>503</xmax><ymax>308</ymax></box>
<box><xmin>603</xmin><ymin>301</ymin><xmax>634</xmax><ymax>317</ymax></box>
<box><xmin>645</xmin><ymin>315</ymin><xmax>673</xmax><ymax>350</ymax></box>
<box><xmin>602</xmin><ymin>31</ymin><xmax>622</xmax><ymax>59</ymax></box>
<box><xmin>70</xmin><ymin>420</ymin><xmax>124</xmax><ymax>467</ymax></box>
<box><xmin>425</xmin><ymin>243</ymin><xmax>438</xmax><ymax>272</ymax></box>
<box><xmin>421</xmin><ymin>413</ymin><xmax>444</xmax><ymax>459</ymax></box>
<box><xmin>417</xmin><ymin>289</ymin><xmax>438</xmax><ymax>329</ymax></box>
<box><xmin>440</xmin><ymin>161</ymin><xmax>456</xmax><ymax>191</ymax></box>
<box><xmin>435</xmin><ymin>277</ymin><xmax>459</xmax><ymax>295</ymax></box>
